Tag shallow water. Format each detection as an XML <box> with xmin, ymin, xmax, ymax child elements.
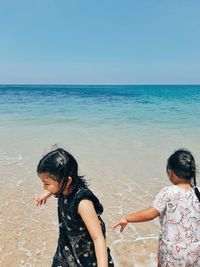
<box><xmin>0</xmin><ymin>85</ymin><xmax>200</xmax><ymax>266</ymax></box>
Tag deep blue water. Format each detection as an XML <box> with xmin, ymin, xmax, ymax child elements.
<box><xmin>0</xmin><ymin>84</ymin><xmax>200</xmax><ymax>131</ymax></box>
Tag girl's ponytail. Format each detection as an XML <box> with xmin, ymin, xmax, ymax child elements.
<box><xmin>188</xmin><ymin>158</ymin><xmax>200</xmax><ymax>202</ymax></box>
<box><xmin>193</xmin><ymin>171</ymin><xmax>200</xmax><ymax>202</ymax></box>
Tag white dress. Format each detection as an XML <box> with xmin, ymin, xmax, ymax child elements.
<box><xmin>153</xmin><ymin>185</ymin><xmax>200</xmax><ymax>267</ymax></box>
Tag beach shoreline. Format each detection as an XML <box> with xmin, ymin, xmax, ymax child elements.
<box><xmin>1</xmin><ymin>85</ymin><xmax>200</xmax><ymax>266</ymax></box>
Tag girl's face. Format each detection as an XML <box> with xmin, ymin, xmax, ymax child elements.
<box><xmin>38</xmin><ymin>172</ymin><xmax>61</xmax><ymax>194</ymax></box>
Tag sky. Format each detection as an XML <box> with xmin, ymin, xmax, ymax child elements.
<box><xmin>0</xmin><ymin>0</ymin><xmax>200</xmax><ymax>84</ymax></box>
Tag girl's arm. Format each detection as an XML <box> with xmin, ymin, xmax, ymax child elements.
<box><xmin>35</xmin><ymin>191</ymin><xmax>53</xmax><ymax>206</ymax></box>
<box><xmin>112</xmin><ymin>207</ymin><xmax>160</xmax><ymax>232</ymax></box>
<box><xmin>78</xmin><ymin>200</ymin><xmax>108</xmax><ymax>267</ymax></box>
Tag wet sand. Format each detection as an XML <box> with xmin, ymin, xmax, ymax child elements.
<box><xmin>1</xmin><ymin>126</ymin><xmax>200</xmax><ymax>266</ymax></box>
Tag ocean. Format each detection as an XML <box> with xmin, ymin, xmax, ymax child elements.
<box><xmin>0</xmin><ymin>84</ymin><xmax>200</xmax><ymax>266</ymax></box>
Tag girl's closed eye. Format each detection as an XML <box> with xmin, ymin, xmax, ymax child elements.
<box><xmin>42</xmin><ymin>181</ymin><xmax>49</xmax><ymax>185</ymax></box>
<box><xmin>43</xmin><ymin>180</ymin><xmax>49</xmax><ymax>184</ymax></box>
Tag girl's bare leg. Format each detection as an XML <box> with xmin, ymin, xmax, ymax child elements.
<box><xmin>157</xmin><ymin>255</ymin><xmax>161</xmax><ymax>267</ymax></box>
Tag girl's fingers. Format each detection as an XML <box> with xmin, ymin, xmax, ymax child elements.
<box><xmin>111</xmin><ymin>219</ymin><xmax>127</xmax><ymax>232</ymax></box>
<box><xmin>37</xmin><ymin>200</ymin><xmax>42</xmax><ymax>206</ymax></box>
<box><xmin>111</xmin><ymin>222</ymin><xmax>120</xmax><ymax>229</ymax></box>
<box><xmin>120</xmin><ymin>224</ymin><xmax>126</xmax><ymax>233</ymax></box>
<box><xmin>35</xmin><ymin>198</ymin><xmax>40</xmax><ymax>205</ymax></box>
<box><xmin>35</xmin><ymin>195</ymin><xmax>48</xmax><ymax>205</ymax></box>
<box><xmin>35</xmin><ymin>196</ymin><xmax>44</xmax><ymax>206</ymax></box>
<box><xmin>35</xmin><ymin>197</ymin><xmax>40</xmax><ymax>203</ymax></box>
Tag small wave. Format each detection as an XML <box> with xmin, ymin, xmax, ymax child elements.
<box><xmin>0</xmin><ymin>151</ymin><xmax>23</xmax><ymax>165</ymax></box>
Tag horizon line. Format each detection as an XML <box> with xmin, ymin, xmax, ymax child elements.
<box><xmin>0</xmin><ymin>83</ymin><xmax>200</xmax><ymax>86</ymax></box>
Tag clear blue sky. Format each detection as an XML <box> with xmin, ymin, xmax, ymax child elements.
<box><xmin>0</xmin><ymin>0</ymin><xmax>200</xmax><ymax>84</ymax></box>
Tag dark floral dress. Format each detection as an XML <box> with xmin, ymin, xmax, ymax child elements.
<box><xmin>52</xmin><ymin>187</ymin><xmax>114</xmax><ymax>267</ymax></box>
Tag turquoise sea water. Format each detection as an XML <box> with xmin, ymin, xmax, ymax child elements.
<box><xmin>0</xmin><ymin>85</ymin><xmax>200</xmax><ymax>132</ymax></box>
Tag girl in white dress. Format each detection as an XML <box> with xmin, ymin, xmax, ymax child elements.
<box><xmin>112</xmin><ymin>149</ymin><xmax>200</xmax><ymax>267</ymax></box>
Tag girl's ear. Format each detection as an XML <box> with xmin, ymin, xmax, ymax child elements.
<box><xmin>167</xmin><ymin>169</ymin><xmax>173</xmax><ymax>178</ymax></box>
<box><xmin>67</xmin><ymin>176</ymin><xmax>72</xmax><ymax>186</ymax></box>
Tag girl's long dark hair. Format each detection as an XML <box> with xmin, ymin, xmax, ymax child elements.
<box><xmin>37</xmin><ymin>148</ymin><xmax>88</xmax><ymax>196</ymax></box>
<box><xmin>167</xmin><ymin>149</ymin><xmax>200</xmax><ymax>202</ymax></box>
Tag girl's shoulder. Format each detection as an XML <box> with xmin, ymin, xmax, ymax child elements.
<box><xmin>159</xmin><ymin>185</ymin><xmax>183</xmax><ymax>192</ymax></box>
<box><xmin>166</xmin><ymin>185</ymin><xmax>200</xmax><ymax>194</ymax></box>
<box><xmin>69</xmin><ymin>187</ymin><xmax>104</xmax><ymax>220</ymax></box>
<box><xmin>155</xmin><ymin>185</ymin><xmax>179</xmax><ymax>200</ymax></box>
<box><xmin>73</xmin><ymin>187</ymin><xmax>99</xmax><ymax>201</ymax></box>
<box><xmin>157</xmin><ymin>185</ymin><xmax>175</xmax><ymax>195</ymax></box>
<box><xmin>157</xmin><ymin>185</ymin><xmax>200</xmax><ymax>198</ymax></box>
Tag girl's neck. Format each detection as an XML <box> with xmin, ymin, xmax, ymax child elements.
<box><xmin>170</xmin><ymin>173</ymin><xmax>192</xmax><ymax>189</ymax></box>
<box><xmin>176</xmin><ymin>181</ymin><xmax>192</xmax><ymax>189</ymax></box>
<box><xmin>63</xmin><ymin>185</ymin><xmax>73</xmax><ymax>196</ymax></box>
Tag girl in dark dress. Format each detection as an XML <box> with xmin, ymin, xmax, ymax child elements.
<box><xmin>36</xmin><ymin>148</ymin><xmax>114</xmax><ymax>267</ymax></box>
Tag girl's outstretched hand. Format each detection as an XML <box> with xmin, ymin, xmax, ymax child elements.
<box><xmin>111</xmin><ymin>218</ymin><xmax>128</xmax><ymax>233</ymax></box>
<box><xmin>35</xmin><ymin>191</ymin><xmax>52</xmax><ymax>206</ymax></box>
